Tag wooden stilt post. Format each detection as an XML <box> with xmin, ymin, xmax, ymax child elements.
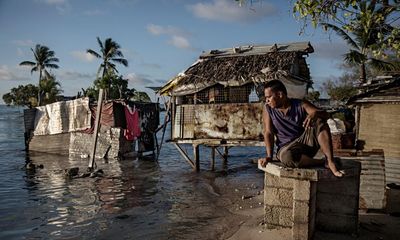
<box><xmin>193</xmin><ymin>144</ymin><xmax>200</xmax><ymax>172</ymax></box>
<box><xmin>156</xmin><ymin>99</ymin><xmax>172</xmax><ymax>161</ymax></box>
<box><xmin>223</xmin><ymin>146</ymin><xmax>229</xmax><ymax>165</ymax></box>
<box><xmin>88</xmin><ymin>88</ymin><xmax>104</xmax><ymax>170</ymax></box>
<box><xmin>211</xmin><ymin>146</ymin><xmax>215</xmax><ymax>171</ymax></box>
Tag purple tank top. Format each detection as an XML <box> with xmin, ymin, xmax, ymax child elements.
<box><xmin>266</xmin><ymin>99</ymin><xmax>307</xmax><ymax>149</ymax></box>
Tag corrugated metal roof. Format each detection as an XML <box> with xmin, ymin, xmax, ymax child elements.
<box><xmin>347</xmin><ymin>77</ymin><xmax>400</xmax><ymax>104</ymax></box>
<box><xmin>200</xmin><ymin>42</ymin><xmax>314</xmax><ymax>59</ymax></box>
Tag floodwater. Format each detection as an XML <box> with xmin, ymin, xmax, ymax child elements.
<box><xmin>0</xmin><ymin>105</ymin><xmax>265</xmax><ymax>239</ymax></box>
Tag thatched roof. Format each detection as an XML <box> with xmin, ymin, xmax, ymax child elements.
<box><xmin>159</xmin><ymin>42</ymin><xmax>314</xmax><ymax>96</ymax></box>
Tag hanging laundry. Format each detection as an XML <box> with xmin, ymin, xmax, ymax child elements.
<box><xmin>124</xmin><ymin>105</ymin><xmax>141</xmax><ymax>140</ymax></box>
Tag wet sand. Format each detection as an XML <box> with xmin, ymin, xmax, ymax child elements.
<box><xmin>99</xmin><ymin>171</ymin><xmax>400</xmax><ymax>240</ymax></box>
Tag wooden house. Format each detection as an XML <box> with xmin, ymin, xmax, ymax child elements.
<box><xmin>347</xmin><ymin>76</ymin><xmax>400</xmax><ymax>184</ymax></box>
<box><xmin>158</xmin><ymin>42</ymin><xmax>314</xmax><ymax>171</ymax></box>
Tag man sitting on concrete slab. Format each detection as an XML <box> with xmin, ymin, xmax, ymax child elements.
<box><xmin>259</xmin><ymin>79</ymin><xmax>344</xmax><ymax>177</ymax></box>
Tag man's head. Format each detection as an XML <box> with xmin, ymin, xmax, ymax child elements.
<box><xmin>263</xmin><ymin>79</ymin><xmax>288</xmax><ymax>108</ymax></box>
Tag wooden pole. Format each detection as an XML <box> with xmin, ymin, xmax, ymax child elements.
<box><xmin>173</xmin><ymin>143</ymin><xmax>195</xmax><ymax>169</ymax></box>
<box><xmin>156</xmin><ymin>99</ymin><xmax>172</xmax><ymax>161</ymax></box>
<box><xmin>211</xmin><ymin>146</ymin><xmax>215</xmax><ymax>171</ymax></box>
<box><xmin>193</xmin><ymin>144</ymin><xmax>200</xmax><ymax>172</ymax></box>
<box><xmin>223</xmin><ymin>146</ymin><xmax>229</xmax><ymax>165</ymax></box>
<box><xmin>88</xmin><ymin>88</ymin><xmax>104</xmax><ymax>170</ymax></box>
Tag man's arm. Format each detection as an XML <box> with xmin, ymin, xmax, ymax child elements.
<box><xmin>260</xmin><ymin>105</ymin><xmax>274</xmax><ymax>167</ymax></box>
<box><xmin>302</xmin><ymin>99</ymin><xmax>330</xmax><ymax>128</ymax></box>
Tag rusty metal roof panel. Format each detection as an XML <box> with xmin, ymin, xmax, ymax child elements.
<box><xmin>200</xmin><ymin>42</ymin><xmax>314</xmax><ymax>59</ymax></box>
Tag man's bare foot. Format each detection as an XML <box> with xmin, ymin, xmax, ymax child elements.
<box><xmin>327</xmin><ymin>160</ymin><xmax>344</xmax><ymax>177</ymax></box>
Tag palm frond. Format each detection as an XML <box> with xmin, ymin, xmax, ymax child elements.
<box><xmin>320</xmin><ymin>23</ymin><xmax>360</xmax><ymax>50</ymax></box>
<box><xmin>368</xmin><ymin>58</ymin><xmax>394</xmax><ymax>71</ymax></box>
<box><xmin>86</xmin><ymin>49</ymin><xmax>101</xmax><ymax>58</ymax></box>
<box><xmin>96</xmin><ymin>37</ymin><xmax>104</xmax><ymax>53</ymax></box>
<box><xmin>45</xmin><ymin>64</ymin><xmax>59</xmax><ymax>69</ymax></box>
<box><xmin>112</xmin><ymin>58</ymin><xmax>128</xmax><ymax>67</ymax></box>
<box><xmin>19</xmin><ymin>61</ymin><xmax>36</xmax><ymax>67</ymax></box>
<box><xmin>343</xmin><ymin>50</ymin><xmax>366</xmax><ymax>64</ymax></box>
<box><xmin>30</xmin><ymin>66</ymin><xmax>38</xmax><ymax>74</ymax></box>
<box><xmin>45</xmin><ymin>57</ymin><xmax>59</xmax><ymax>63</ymax></box>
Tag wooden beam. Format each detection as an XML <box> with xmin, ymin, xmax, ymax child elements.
<box><xmin>173</xmin><ymin>143</ymin><xmax>195</xmax><ymax>169</ymax></box>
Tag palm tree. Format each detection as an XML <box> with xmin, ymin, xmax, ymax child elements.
<box><xmin>321</xmin><ymin>2</ymin><xmax>394</xmax><ymax>83</ymax></box>
<box><xmin>86</xmin><ymin>37</ymin><xmax>128</xmax><ymax>99</ymax></box>
<box><xmin>40</xmin><ymin>74</ymin><xmax>63</xmax><ymax>105</ymax></box>
<box><xmin>19</xmin><ymin>44</ymin><xmax>59</xmax><ymax>106</ymax></box>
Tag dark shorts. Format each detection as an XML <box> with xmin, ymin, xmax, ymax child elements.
<box><xmin>277</xmin><ymin>119</ymin><xmax>327</xmax><ymax>168</ymax></box>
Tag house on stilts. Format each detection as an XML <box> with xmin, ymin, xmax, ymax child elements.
<box><xmin>158</xmin><ymin>42</ymin><xmax>314</xmax><ymax>171</ymax></box>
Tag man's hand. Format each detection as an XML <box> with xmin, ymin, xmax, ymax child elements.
<box><xmin>259</xmin><ymin>156</ymin><xmax>272</xmax><ymax>168</ymax></box>
<box><xmin>303</xmin><ymin>112</ymin><xmax>316</xmax><ymax>128</ymax></box>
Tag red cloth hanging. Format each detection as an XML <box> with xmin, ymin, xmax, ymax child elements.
<box><xmin>124</xmin><ymin>106</ymin><xmax>141</xmax><ymax>140</ymax></box>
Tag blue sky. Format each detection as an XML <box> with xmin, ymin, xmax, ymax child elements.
<box><xmin>0</xmin><ymin>0</ymin><xmax>349</xmax><ymax>103</ymax></box>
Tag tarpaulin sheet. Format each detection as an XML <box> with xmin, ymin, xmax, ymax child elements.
<box><xmin>33</xmin><ymin>97</ymin><xmax>91</xmax><ymax>136</ymax></box>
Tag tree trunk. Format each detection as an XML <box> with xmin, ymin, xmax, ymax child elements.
<box><xmin>38</xmin><ymin>68</ymin><xmax>42</xmax><ymax>106</ymax></box>
<box><xmin>360</xmin><ymin>63</ymin><xmax>366</xmax><ymax>84</ymax></box>
<box><xmin>102</xmin><ymin>63</ymin><xmax>108</xmax><ymax>100</ymax></box>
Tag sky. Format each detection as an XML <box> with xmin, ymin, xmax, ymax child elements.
<box><xmin>0</xmin><ymin>0</ymin><xmax>350</xmax><ymax>104</ymax></box>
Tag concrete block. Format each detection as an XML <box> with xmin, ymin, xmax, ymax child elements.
<box><xmin>265</xmin><ymin>173</ymin><xmax>294</xmax><ymax>189</ymax></box>
<box><xmin>293</xmin><ymin>180</ymin><xmax>311</xmax><ymax>201</ymax></box>
<box><xmin>293</xmin><ymin>200</ymin><xmax>310</xmax><ymax>224</ymax></box>
<box><xmin>279</xmin><ymin>207</ymin><xmax>294</xmax><ymax>227</ymax></box>
<box><xmin>264</xmin><ymin>187</ymin><xmax>293</xmax><ymax>207</ymax></box>
<box><xmin>292</xmin><ymin>223</ymin><xmax>311</xmax><ymax>240</ymax></box>
<box><xmin>264</xmin><ymin>205</ymin><xmax>293</xmax><ymax>228</ymax></box>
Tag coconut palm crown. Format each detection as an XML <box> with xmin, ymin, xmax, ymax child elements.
<box><xmin>19</xmin><ymin>44</ymin><xmax>59</xmax><ymax>105</ymax></box>
<box><xmin>87</xmin><ymin>37</ymin><xmax>128</xmax><ymax>79</ymax></box>
<box><xmin>87</xmin><ymin>37</ymin><xmax>128</xmax><ymax>100</ymax></box>
<box><xmin>320</xmin><ymin>2</ymin><xmax>395</xmax><ymax>83</ymax></box>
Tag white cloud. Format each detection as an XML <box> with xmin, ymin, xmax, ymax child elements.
<box><xmin>125</xmin><ymin>72</ymin><xmax>155</xmax><ymax>86</ymax></box>
<box><xmin>187</xmin><ymin>0</ymin><xmax>277</xmax><ymax>23</ymax></box>
<box><xmin>12</xmin><ymin>40</ymin><xmax>34</xmax><ymax>47</ymax></box>
<box><xmin>71</xmin><ymin>51</ymin><xmax>97</xmax><ymax>62</ymax></box>
<box><xmin>147</xmin><ymin>24</ymin><xmax>192</xmax><ymax>50</ymax></box>
<box><xmin>168</xmin><ymin>36</ymin><xmax>191</xmax><ymax>49</ymax></box>
<box><xmin>0</xmin><ymin>65</ymin><xmax>30</xmax><ymax>81</ymax></box>
<box><xmin>37</xmin><ymin>0</ymin><xmax>70</xmax><ymax>14</ymax></box>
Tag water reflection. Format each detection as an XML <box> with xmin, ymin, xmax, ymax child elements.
<box><xmin>20</xmin><ymin>151</ymin><xmax>161</xmax><ymax>239</ymax></box>
<box><xmin>0</xmin><ymin>107</ymin><xmax>267</xmax><ymax>239</ymax></box>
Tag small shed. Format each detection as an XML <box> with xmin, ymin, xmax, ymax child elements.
<box><xmin>347</xmin><ymin>76</ymin><xmax>400</xmax><ymax>184</ymax></box>
<box><xmin>24</xmin><ymin>98</ymin><xmax>160</xmax><ymax>159</ymax></box>
<box><xmin>159</xmin><ymin>42</ymin><xmax>314</xmax><ymax>171</ymax></box>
